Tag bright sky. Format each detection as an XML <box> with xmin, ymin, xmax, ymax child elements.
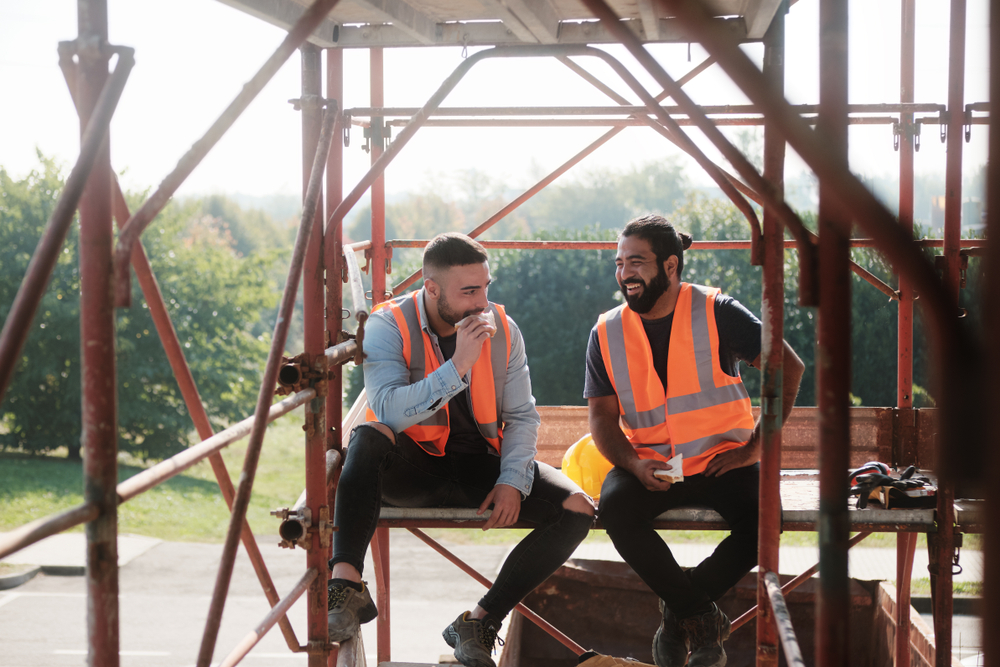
<box><xmin>0</xmin><ymin>0</ymin><xmax>990</xmax><ymax>203</ymax></box>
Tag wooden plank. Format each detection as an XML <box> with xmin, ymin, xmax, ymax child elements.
<box><xmin>354</xmin><ymin>0</ymin><xmax>440</xmax><ymax>44</ymax></box>
<box><xmin>330</xmin><ymin>16</ymin><xmax>749</xmax><ymax>47</ymax></box>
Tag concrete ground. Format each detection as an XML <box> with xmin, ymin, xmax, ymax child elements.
<box><xmin>0</xmin><ymin>532</ymin><xmax>984</xmax><ymax>667</ymax></box>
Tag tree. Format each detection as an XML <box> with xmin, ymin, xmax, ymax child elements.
<box><xmin>487</xmin><ymin>227</ymin><xmax>622</xmax><ymax>405</ymax></box>
<box><xmin>1</xmin><ymin>156</ymin><xmax>281</xmax><ymax>460</ymax></box>
<box><xmin>518</xmin><ymin>159</ymin><xmax>688</xmax><ymax>233</ymax></box>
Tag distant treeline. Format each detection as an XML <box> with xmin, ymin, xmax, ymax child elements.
<box><xmin>2</xmin><ymin>154</ymin><xmax>982</xmax><ymax>461</ymax></box>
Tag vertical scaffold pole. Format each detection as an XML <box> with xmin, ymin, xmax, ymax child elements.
<box><xmin>370</xmin><ymin>47</ymin><xmax>388</xmax><ymax>306</ymax></box>
<box><xmin>324</xmin><ymin>45</ymin><xmax>345</xmax><ymax>528</ymax></box>
<box><xmin>368</xmin><ymin>45</ymin><xmax>392</xmax><ymax>665</ymax></box>
<box><xmin>931</xmin><ymin>2</ymin><xmax>966</xmax><ymax>664</ymax></box>
<box><xmin>76</xmin><ymin>1</ymin><xmax>119</xmax><ymax>665</ymax></box>
<box><xmin>983</xmin><ymin>3</ymin><xmax>1000</xmax><ymax>665</ymax></box>
<box><xmin>325</xmin><ymin>46</ymin><xmax>346</xmax><ymax>667</ymax></box>
<box><xmin>302</xmin><ymin>43</ymin><xmax>331</xmax><ymax>667</ymax></box>
<box><xmin>815</xmin><ymin>1</ymin><xmax>851</xmax><ymax>667</ymax></box>
<box><xmin>894</xmin><ymin>4</ymin><xmax>917</xmax><ymax>666</ymax></box>
<box><xmin>897</xmin><ymin>0</ymin><xmax>915</xmax><ymax>411</ymax></box>
<box><xmin>758</xmin><ymin>4</ymin><xmax>786</xmax><ymax>666</ymax></box>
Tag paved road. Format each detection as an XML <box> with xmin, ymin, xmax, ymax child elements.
<box><xmin>0</xmin><ymin>533</ymin><xmax>984</xmax><ymax>667</ymax></box>
<box><xmin>1</xmin><ymin>532</ymin><xmax>510</xmax><ymax>667</ymax></box>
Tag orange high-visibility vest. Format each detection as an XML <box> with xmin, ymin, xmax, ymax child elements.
<box><xmin>365</xmin><ymin>291</ymin><xmax>512</xmax><ymax>455</ymax></box>
<box><xmin>596</xmin><ymin>283</ymin><xmax>755</xmax><ymax>475</ymax></box>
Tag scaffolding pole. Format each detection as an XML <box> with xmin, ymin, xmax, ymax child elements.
<box><xmin>758</xmin><ymin>4</ymin><xmax>787</xmax><ymax>666</ymax></box>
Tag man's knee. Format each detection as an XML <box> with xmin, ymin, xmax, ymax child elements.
<box><xmin>357</xmin><ymin>421</ymin><xmax>396</xmax><ymax>445</ymax></box>
<box><xmin>343</xmin><ymin>422</ymin><xmax>397</xmax><ymax>469</ymax></box>
<box><xmin>598</xmin><ymin>476</ymin><xmax>647</xmax><ymax>536</ymax></box>
<box><xmin>562</xmin><ymin>492</ymin><xmax>596</xmax><ymax>517</ymax></box>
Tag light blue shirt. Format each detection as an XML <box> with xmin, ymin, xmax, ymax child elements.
<box><xmin>362</xmin><ymin>288</ymin><xmax>540</xmax><ymax>496</ymax></box>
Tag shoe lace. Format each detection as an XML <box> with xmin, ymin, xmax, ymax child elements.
<box><xmin>477</xmin><ymin>621</ymin><xmax>505</xmax><ymax>654</ymax></box>
<box><xmin>328</xmin><ymin>584</ymin><xmax>350</xmax><ymax>610</ymax></box>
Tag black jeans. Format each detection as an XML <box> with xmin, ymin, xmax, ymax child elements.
<box><xmin>598</xmin><ymin>463</ymin><xmax>761</xmax><ymax>619</ymax></box>
<box><xmin>331</xmin><ymin>424</ymin><xmax>593</xmax><ymax>620</ymax></box>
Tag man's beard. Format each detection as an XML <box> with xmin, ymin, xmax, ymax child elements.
<box><xmin>437</xmin><ymin>291</ymin><xmax>482</xmax><ymax>328</ymax></box>
<box><xmin>620</xmin><ymin>265</ymin><xmax>669</xmax><ymax>314</ymax></box>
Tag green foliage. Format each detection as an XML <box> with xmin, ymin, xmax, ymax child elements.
<box><xmin>0</xmin><ymin>414</ymin><xmax>306</xmax><ymax>541</ymax></box>
<box><xmin>197</xmin><ymin>194</ymin><xmax>295</xmax><ymax>257</ymax></box>
<box><xmin>0</xmin><ymin>156</ymin><xmax>84</xmax><ymax>457</ymax></box>
<box><xmin>518</xmin><ymin>159</ymin><xmax>689</xmax><ymax>233</ymax></box>
<box><xmin>488</xmin><ymin>227</ymin><xmax>622</xmax><ymax>405</ymax></box>
<box><xmin>0</xmin><ymin>156</ymin><xmax>281</xmax><ymax>461</ymax></box>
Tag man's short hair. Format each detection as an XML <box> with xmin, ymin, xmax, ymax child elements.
<box><xmin>423</xmin><ymin>232</ymin><xmax>489</xmax><ymax>275</ymax></box>
<box><xmin>621</xmin><ymin>214</ymin><xmax>693</xmax><ymax>276</ymax></box>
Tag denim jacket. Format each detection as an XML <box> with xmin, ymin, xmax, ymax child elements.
<box><xmin>362</xmin><ymin>288</ymin><xmax>540</xmax><ymax>496</ymax></box>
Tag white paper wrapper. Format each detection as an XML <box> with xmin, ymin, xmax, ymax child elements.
<box><xmin>457</xmin><ymin>310</ymin><xmax>497</xmax><ymax>337</ymax></box>
<box><xmin>653</xmin><ymin>453</ymin><xmax>684</xmax><ymax>483</ymax></box>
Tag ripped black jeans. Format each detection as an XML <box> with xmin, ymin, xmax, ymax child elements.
<box><xmin>331</xmin><ymin>424</ymin><xmax>593</xmax><ymax>619</ymax></box>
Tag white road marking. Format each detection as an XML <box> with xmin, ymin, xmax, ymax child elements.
<box><xmin>0</xmin><ymin>593</ymin><xmax>23</xmax><ymax>609</ymax></box>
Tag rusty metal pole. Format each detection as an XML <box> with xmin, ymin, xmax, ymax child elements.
<box><xmin>815</xmin><ymin>2</ymin><xmax>851</xmax><ymax>667</ymax></box>
<box><xmin>983</xmin><ymin>4</ymin><xmax>1000</xmax><ymax>665</ymax></box>
<box><xmin>370</xmin><ymin>47</ymin><xmax>388</xmax><ymax>305</ymax></box>
<box><xmin>113</xmin><ymin>0</ymin><xmax>340</xmax><ymax>308</ymax></box>
<box><xmin>301</xmin><ymin>43</ymin><xmax>331</xmax><ymax>667</ymax></box>
<box><xmin>196</xmin><ymin>107</ymin><xmax>338</xmax><ymax>667</ymax></box>
<box><xmin>758</xmin><ymin>5</ymin><xmax>786</xmax><ymax>667</ymax></box>
<box><xmin>894</xmin><ymin>3</ymin><xmax>917</xmax><ymax>667</ymax></box>
<box><xmin>895</xmin><ymin>532</ymin><xmax>917</xmax><ymax>667</ymax></box>
<box><xmin>897</xmin><ymin>0</ymin><xmax>916</xmax><ymax>411</ymax></box>
<box><xmin>324</xmin><ymin>48</ymin><xmax>345</xmax><ymax>667</ymax></box>
<box><xmin>76</xmin><ymin>1</ymin><xmax>119</xmax><ymax>665</ymax></box>
<box><xmin>57</xmin><ymin>75</ymin><xmax>293</xmax><ymax>644</ymax></box>
<box><xmin>325</xmin><ymin>46</ymin><xmax>345</xmax><ymax>463</ymax></box>
<box><xmin>369</xmin><ymin>45</ymin><xmax>393</xmax><ymax>665</ymax></box>
<box><xmin>930</xmin><ymin>3</ymin><xmax>965</xmax><ymax>665</ymax></box>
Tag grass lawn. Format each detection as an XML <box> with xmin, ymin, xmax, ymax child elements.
<box><xmin>1</xmin><ymin>408</ymin><xmax>307</xmax><ymax>543</ymax></box>
<box><xmin>0</xmin><ymin>413</ymin><xmax>984</xmax><ymax>566</ymax></box>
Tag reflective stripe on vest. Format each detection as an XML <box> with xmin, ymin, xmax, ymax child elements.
<box><xmin>365</xmin><ymin>291</ymin><xmax>511</xmax><ymax>455</ymax></box>
<box><xmin>597</xmin><ymin>283</ymin><xmax>754</xmax><ymax>475</ymax></box>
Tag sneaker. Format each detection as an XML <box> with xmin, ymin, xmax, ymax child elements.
<box><xmin>327</xmin><ymin>580</ymin><xmax>378</xmax><ymax>643</ymax></box>
<box><xmin>679</xmin><ymin>603</ymin><xmax>731</xmax><ymax>667</ymax></box>
<box><xmin>653</xmin><ymin>599</ymin><xmax>690</xmax><ymax>667</ymax></box>
<box><xmin>442</xmin><ymin>611</ymin><xmax>504</xmax><ymax>667</ymax></box>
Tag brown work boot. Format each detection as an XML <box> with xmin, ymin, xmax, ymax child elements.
<box><xmin>327</xmin><ymin>580</ymin><xmax>378</xmax><ymax>643</ymax></box>
<box><xmin>653</xmin><ymin>599</ymin><xmax>690</xmax><ymax>667</ymax></box>
<box><xmin>442</xmin><ymin>611</ymin><xmax>504</xmax><ymax>667</ymax></box>
<box><xmin>679</xmin><ymin>603</ymin><xmax>731</xmax><ymax>667</ymax></box>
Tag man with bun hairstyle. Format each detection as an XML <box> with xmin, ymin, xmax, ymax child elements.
<box><xmin>328</xmin><ymin>232</ymin><xmax>595</xmax><ymax>667</ymax></box>
<box><xmin>585</xmin><ymin>215</ymin><xmax>804</xmax><ymax>667</ymax></box>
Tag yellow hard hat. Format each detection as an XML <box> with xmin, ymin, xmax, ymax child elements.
<box><xmin>561</xmin><ymin>433</ymin><xmax>614</xmax><ymax>499</ymax></box>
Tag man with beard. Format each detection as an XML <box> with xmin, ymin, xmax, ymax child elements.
<box><xmin>584</xmin><ymin>215</ymin><xmax>804</xmax><ymax>667</ymax></box>
<box><xmin>328</xmin><ymin>232</ymin><xmax>595</xmax><ymax>667</ymax></box>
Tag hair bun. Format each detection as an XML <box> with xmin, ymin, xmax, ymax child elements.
<box><xmin>679</xmin><ymin>233</ymin><xmax>693</xmax><ymax>250</ymax></box>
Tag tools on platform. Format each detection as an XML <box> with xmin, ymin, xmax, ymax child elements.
<box><xmin>848</xmin><ymin>462</ymin><xmax>936</xmax><ymax>509</ymax></box>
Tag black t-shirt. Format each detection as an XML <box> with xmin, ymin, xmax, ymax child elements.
<box><xmin>583</xmin><ymin>294</ymin><xmax>762</xmax><ymax>398</ymax></box>
<box><xmin>437</xmin><ymin>332</ymin><xmax>491</xmax><ymax>455</ymax></box>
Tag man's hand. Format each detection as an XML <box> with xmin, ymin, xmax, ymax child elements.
<box><xmin>704</xmin><ymin>434</ymin><xmax>761</xmax><ymax>477</ymax></box>
<box><xmin>478</xmin><ymin>483</ymin><xmax>521</xmax><ymax>530</ymax></box>
<box><xmin>452</xmin><ymin>316</ymin><xmax>492</xmax><ymax>377</ymax></box>
<box><xmin>628</xmin><ymin>458</ymin><xmax>675</xmax><ymax>492</ymax></box>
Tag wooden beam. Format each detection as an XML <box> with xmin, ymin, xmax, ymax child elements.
<box><xmin>353</xmin><ymin>0</ymin><xmax>439</xmax><ymax>45</ymax></box>
<box><xmin>502</xmin><ymin>0</ymin><xmax>561</xmax><ymax>44</ymax></box>
<box><xmin>637</xmin><ymin>0</ymin><xmax>660</xmax><ymax>40</ymax></box>
<box><xmin>743</xmin><ymin>0</ymin><xmax>784</xmax><ymax>39</ymax></box>
<box><xmin>333</xmin><ymin>16</ymin><xmax>748</xmax><ymax>47</ymax></box>
<box><xmin>214</xmin><ymin>0</ymin><xmax>342</xmax><ymax>47</ymax></box>
<box><xmin>475</xmin><ymin>0</ymin><xmax>540</xmax><ymax>43</ymax></box>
